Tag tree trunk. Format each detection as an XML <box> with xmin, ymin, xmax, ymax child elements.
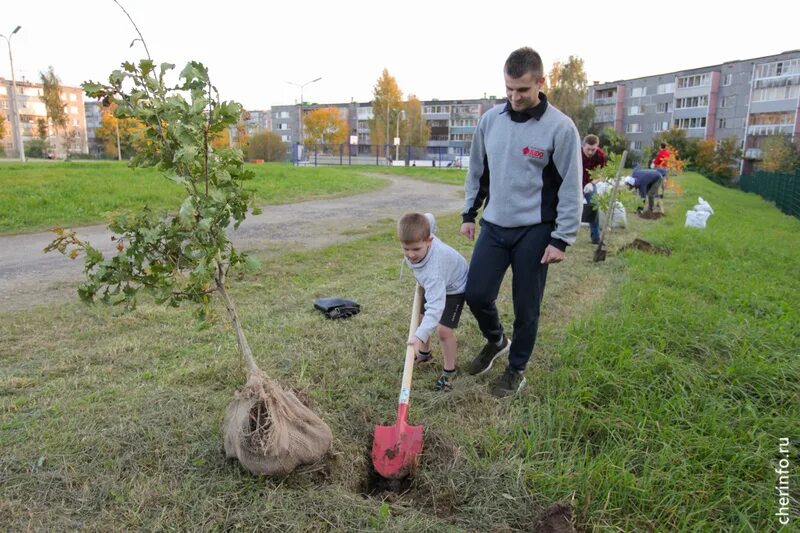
<box><xmin>215</xmin><ymin>262</ymin><xmax>259</xmax><ymax>375</ymax></box>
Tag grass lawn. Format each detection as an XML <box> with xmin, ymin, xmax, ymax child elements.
<box><xmin>1</xmin><ymin>172</ymin><xmax>797</xmax><ymax>530</ymax></box>
<box><xmin>0</xmin><ymin>161</ymin><xmax>388</xmax><ymax>235</ymax></box>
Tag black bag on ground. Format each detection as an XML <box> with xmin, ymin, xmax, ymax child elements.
<box><xmin>313</xmin><ymin>297</ymin><xmax>361</xmax><ymax>319</ymax></box>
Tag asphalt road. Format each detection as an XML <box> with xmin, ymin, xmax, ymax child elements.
<box><xmin>0</xmin><ymin>173</ymin><xmax>464</xmax><ymax>313</ymax></box>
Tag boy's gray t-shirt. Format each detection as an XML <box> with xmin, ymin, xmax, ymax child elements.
<box><xmin>405</xmin><ymin>215</ymin><xmax>468</xmax><ymax>343</ymax></box>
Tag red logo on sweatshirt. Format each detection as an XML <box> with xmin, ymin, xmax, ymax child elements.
<box><xmin>522</xmin><ymin>146</ymin><xmax>544</xmax><ymax>159</ymax></box>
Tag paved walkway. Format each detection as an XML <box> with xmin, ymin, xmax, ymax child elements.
<box><xmin>0</xmin><ymin>174</ymin><xmax>464</xmax><ymax>312</ymax></box>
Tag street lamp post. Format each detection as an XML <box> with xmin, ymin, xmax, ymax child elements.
<box><xmin>385</xmin><ymin>99</ymin><xmax>391</xmax><ymax>164</ymax></box>
<box><xmin>1</xmin><ymin>25</ymin><xmax>25</xmax><ymax>162</ymax></box>
<box><xmin>287</xmin><ymin>77</ymin><xmax>321</xmax><ymax>164</ymax></box>
<box><xmin>395</xmin><ymin>110</ymin><xmax>405</xmax><ymax>163</ymax></box>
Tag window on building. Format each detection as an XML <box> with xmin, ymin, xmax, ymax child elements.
<box><xmin>723</xmin><ymin>73</ymin><xmax>733</xmax><ymax>86</ymax></box>
<box><xmin>677</xmin><ymin>73</ymin><xmax>710</xmax><ymax>89</ymax></box>
<box><xmin>630</xmin><ymin>87</ymin><xmax>647</xmax><ymax>98</ymax></box>
<box><xmin>630</xmin><ymin>140</ymin><xmax>642</xmax><ymax>150</ymax></box>
<box><xmin>653</xmin><ymin>121</ymin><xmax>669</xmax><ymax>132</ymax></box>
<box><xmin>747</xmin><ymin>111</ymin><xmax>796</xmax><ymax>135</ymax></box>
<box><xmin>69</xmin><ymin>93</ymin><xmax>77</xmax><ymax>101</ymax></box>
<box><xmin>626</xmin><ymin>123</ymin><xmax>641</xmax><ymax>133</ymax></box>
<box><xmin>657</xmin><ymin>82</ymin><xmax>675</xmax><ymax>94</ymax></box>
<box><xmin>675</xmin><ymin>95</ymin><xmax>709</xmax><ymax>109</ymax></box>
<box><xmin>629</xmin><ymin>105</ymin><xmax>645</xmax><ymax>115</ymax></box>
<box><xmin>752</xmin><ymin>85</ymin><xmax>800</xmax><ymax>102</ymax></box>
<box><xmin>279</xmin><ymin>123</ymin><xmax>288</xmax><ymax>130</ymax></box>
<box><xmin>424</xmin><ymin>105</ymin><xmax>451</xmax><ymax>114</ymax></box>
<box><xmin>755</xmin><ymin>59</ymin><xmax>800</xmax><ymax>79</ymax></box>
<box><xmin>718</xmin><ymin>118</ymin><xmax>727</xmax><ymax>129</ymax></box>
<box><xmin>748</xmin><ymin>111</ymin><xmax>795</xmax><ymax>126</ymax></box>
<box><xmin>720</xmin><ymin>96</ymin><xmax>736</xmax><ymax>108</ymax></box>
<box><xmin>673</xmin><ymin>117</ymin><xmax>707</xmax><ymax>129</ymax></box>
<box><xmin>281</xmin><ymin>135</ymin><xmax>290</xmax><ymax>142</ymax></box>
<box><xmin>656</xmin><ymin>102</ymin><xmax>671</xmax><ymax>113</ymax></box>
<box><xmin>594</xmin><ymin>111</ymin><xmax>615</xmax><ymax>123</ymax></box>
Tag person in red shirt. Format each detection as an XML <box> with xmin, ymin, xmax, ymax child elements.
<box><xmin>653</xmin><ymin>143</ymin><xmax>670</xmax><ymax>175</ymax></box>
<box><xmin>652</xmin><ymin>142</ymin><xmax>670</xmax><ymax>199</ymax></box>
<box><xmin>581</xmin><ymin>134</ymin><xmax>606</xmax><ymax>244</ymax></box>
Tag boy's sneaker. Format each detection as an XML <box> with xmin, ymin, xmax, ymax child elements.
<box><xmin>434</xmin><ymin>370</ymin><xmax>456</xmax><ymax>392</ymax></box>
<box><xmin>490</xmin><ymin>367</ymin><xmax>526</xmax><ymax>398</ymax></box>
<box><xmin>467</xmin><ymin>335</ymin><xmax>510</xmax><ymax>376</ymax></box>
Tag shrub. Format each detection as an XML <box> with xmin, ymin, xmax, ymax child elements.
<box><xmin>247</xmin><ymin>131</ymin><xmax>288</xmax><ymax>162</ymax></box>
<box><xmin>693</xmin><ymin>137</ymin><xmax>741</xmax><ymax>183</ymax></box>
<box><xmin>24</xmin><ymin>139</ymin><xmax>50</xmax><ymax>159</ymax></box>
<box><xmin>759</xmin><ymin>135</ymin><xmax>800</xmax><ymax>173</ymax></box>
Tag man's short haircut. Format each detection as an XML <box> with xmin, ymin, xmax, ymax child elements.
<box><xmin>504</xmin><ymin>47</ymin><xmax>544</xmax><ymax>79</ymax></box>
<box><xmin>584</xmin><ymin>134</ymin><xmax>600</xmax><ymax>146</ymax></box>
<box><xmin>397</xmin><ymin>213</ymin><xmax>431</xmax><ymax>243</ymax></box>
<box><xmin>660</xmin><ymin>142</ymin><xmax>667</xmax><ymax>149</ymax></box>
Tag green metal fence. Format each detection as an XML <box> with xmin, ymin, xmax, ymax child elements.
<box><xmin>739</xmin><ymin>171</ymin><xmax>800</xmax><ymax>219</ymax></box>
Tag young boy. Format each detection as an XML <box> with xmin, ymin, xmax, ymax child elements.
<box><xmin>398</xmin><ymin>212</ymin><xmax>468</xmax><ymax>391</ymax></box>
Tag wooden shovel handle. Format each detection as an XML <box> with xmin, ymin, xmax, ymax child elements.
<box><xmin>399</xmin><ymin>283</ymin><xmax>424</xmax><ymax>404</ymax></box>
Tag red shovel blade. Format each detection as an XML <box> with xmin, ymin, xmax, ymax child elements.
<box><xmin>372</xmin><ymin>420</ymin><xmax>424</xmax><ymax>479</ymax></box>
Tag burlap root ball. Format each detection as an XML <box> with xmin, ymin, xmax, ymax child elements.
<box><xmin>223</xmin><ymin>370</ymin><xmax>332</xmax><ymax>476</ymax></box>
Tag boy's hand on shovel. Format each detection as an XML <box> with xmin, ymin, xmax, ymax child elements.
<box><xmin>407</xmin><ymin>335</ymin><xmax>424</xmax><ymax>353</ymax></box>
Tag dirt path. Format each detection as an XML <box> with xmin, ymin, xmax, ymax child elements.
<box><xmin>0</xmin><ymin>173</ymin><xmax>463</xmax><ymax>313</ymax></box>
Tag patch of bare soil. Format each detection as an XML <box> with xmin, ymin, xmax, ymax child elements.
<box><xmin>636</xmin><ymin>210</ymin><xmax>664</xmax><ymax>220</ymax></box>
<box><xmin>534</xmin><ymin>501</ymin><xmax>577</xmax><ymax>533</ymax></box>
<box><xmin>0</xmin><ymin>173</ymin><xmax>463</xmax><ymax>313</ymax></box>
<box><xmin>359</xmin><ymin>430</ymin><xmax>455</xmax><ymax>510</ymax></box>
<box><xmin>620</xmin><ymin>238</ymin><xmax>671</xmax><ymax>256</ymax></box>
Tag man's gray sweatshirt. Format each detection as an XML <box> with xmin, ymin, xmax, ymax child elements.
<box><xmin>405</xmin><ymin>214</ymin><xmax>468</xmax><ymax>343</ymax></box>
<box><xmin>462</xmin><ymin>94</ymin><xmax>582</xmax><ymax>249</ymax></box>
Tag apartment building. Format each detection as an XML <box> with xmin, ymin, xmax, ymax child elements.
<box><xmin>588</xmin><ymin>50</ymin><xmax>800</xmax><ymax>172</ymax></box>
<box><xmin>271</xmin><ymin>100</ymin><xmax>355</xmax><ymax>146</ymax></box>
<box><xmin>84</xmin><ymin>99</ymin><xmax>103</xmax><ymax>157</ymax></box>
<box><xmin>269</xmin><ymin>96</ymin><xmax>502</xmax><ymax>160</ymax></box>
<box><xmin>1</xmin><ymin>78</ymin><xmax>88</xmax><ymax>157</ymax></box>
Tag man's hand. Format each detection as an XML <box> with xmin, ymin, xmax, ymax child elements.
<box><xmin>460</xmin><ymin>222</ymin><xmax>476</xmax><ymax>241</ymax></box>
<box><xmin>540</xmin><ymin>244</ymin><xmax>565</xmax><ymax>264</ymax></box>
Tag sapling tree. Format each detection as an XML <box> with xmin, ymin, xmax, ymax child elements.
<box><xmin>587</xmin><ymin>152</ymin><xmax>638</xmax><ymax>215</ymax></box>
<box><xmin>46</xmin><ymin>56</ymin><xmax>332</xmax><ymax>476</ymax></box>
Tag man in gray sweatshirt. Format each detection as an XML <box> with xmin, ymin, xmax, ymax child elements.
<box><xmin>460</xmin><ymin>47</ymin><xmax>582</xmax><ymax>397</ymax></box>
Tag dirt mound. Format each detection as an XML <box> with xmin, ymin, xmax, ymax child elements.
<box><xmin>534</xmin><ymin>501</ymin><xmax>576</xmax><ymax>533</ymax></box>
<box><xmin>620</xmin><ymin>238</ymin><xmax>671</xmax><ymax>256</ymax></box>
<box><xmin>636</xmin><ymin>210</ymin><xmax>664</xmax><ymax>220</ymax></box>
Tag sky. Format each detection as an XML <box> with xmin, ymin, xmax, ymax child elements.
<box><xmin>2</xmin><ymin>1</ymin><xmax>798</xmax><ymax>110</ymax></box>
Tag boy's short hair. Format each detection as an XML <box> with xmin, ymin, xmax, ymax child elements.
<box><xmin>397</xmin><ymin>213</ymin><xmax>431</xmax><ymax>243</ymax></box>
<box><xmin>504</xmin><ymin>47</ymin><xmax>543</xmax><ymax>79</ymax></box>
<box><xmin>660</xmin><ymin>142</ymin><xmax>667</xmax><ymax>149</ymax></box>
<box><xmin>583</xmin><ymin>134</ymin><xmax>599</xmax><ymax>146</ymax></box>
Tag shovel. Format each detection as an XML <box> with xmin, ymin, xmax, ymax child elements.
<box><xmin>372</xmin><ymin>283</ymin><xmax>425</xmax><ymax>479</ymax></box>
<box><xmin>594</xmin><ymin>150</ymin><xmax>628</xmax><ymax>262</ymax></box>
